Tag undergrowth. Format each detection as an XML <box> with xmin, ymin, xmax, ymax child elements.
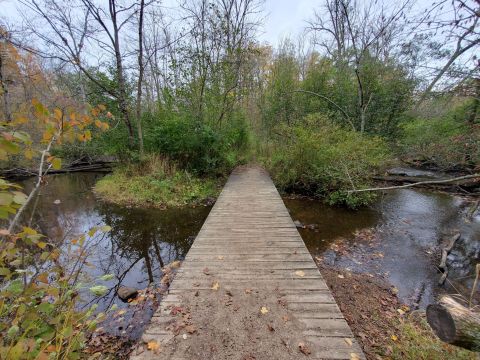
<box><xmin>94</xmin><ymin>155</ymin><xmax>221</xmax><ymax>208</ymax></box>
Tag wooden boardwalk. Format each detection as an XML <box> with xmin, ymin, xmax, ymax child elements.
<box><xmin>132</xmin><ymin>166</ymin><xmax>364</xmax><ymax>360</ymax></box>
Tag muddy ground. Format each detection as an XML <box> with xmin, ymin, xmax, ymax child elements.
<box><xmin>316</xmin><ymin>261</ymin><xmax>478</xmax><ymax>360</ymax></box>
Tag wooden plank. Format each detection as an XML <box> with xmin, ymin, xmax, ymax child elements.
<box><xmin>131</xmin><ymin>166</ymin><xmax>364</xmax><ymax>360</ymax></box>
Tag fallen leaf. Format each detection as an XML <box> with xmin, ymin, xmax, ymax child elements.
<box><xmin>245</xmin><ymin>288</ymin><xmax>252</xmax><ymax>294</ymax></box>
<box><xmin>295</xmin><ymin>270</ymin><xmax>305</xmax><ymax>277</ymax></box>
<box><xmin>350</xmin><ymin>353</ymin><xmax>360</xmax><ymax>360</ymax></box>
<box><xmin>344</xmin><ymin>338</ymin><xmax>353</xmax><ymax>346</ymax></box>
<box><xmin>260</xmin><ymin>306</ymin><xmax>269</xmax><ymax>314</ymax></box>
<box><xmin>391</xmin><ymin>335</ymin><xmax>398</xmax><ymax>341</ymax></box>
<box><xmin>217</xmin><ymin>256</ymin><xmax>224</xmax><ymax>260</ymax></box>
<box><xmin>147</xmin><ymin>341</ymin><xmax>160</xmax><ymax>353</ymax></box>
<box><xmin>282</xmin><ymin>315</ymin><xmax>289</xmax><ymax>322</ymax></box>
<box><xmin>170</xmin><ymin>306</ymin><xmax>184</xmax><ymax>315</ymax></box>
<box><xmin>338</xmin><ymin>274</ymin><xmax>345</xmax><ymax>279</ymax></box>
<box><xmin>298</xmin><ymin>342</ymin><xmax>311</xmax><ymax>355</ymax></box>
<box><xmin>185</xmin><ymin>325</ymin><xmax>197</xmax><ymax>334</ymax></box>
<box><xmin>182</xmin><ymin>334</ymin><xmax>188</xmax><ymax>340</ymax></box>
<box><xmin>397</xmin><ymin>309</ymin><xmax>405</xmax><ymax>315</ymax></box>
<box><xmin>211</xmin><ymin>281</ymin><xmax>220</xmax><ymax>290</ymax></box>
<box><xmin>267</xmin><ymin>324</ymin><xmax>275</xmax><ymax>332</ymax></box>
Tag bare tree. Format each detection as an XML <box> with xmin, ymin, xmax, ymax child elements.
<box><xmin>15</xmin><ymin>0</ymin><xmax>141</xmax><ymax>146</ymax></box>
<box><xmin>414</xmin><ymin>0</ymin><xmax>480</xmax><ymax>106</ymax></box>
<box><xmin>309</xmin><ymin>0</ymin><xmax>411</xmax><ymax>132</ymax></box>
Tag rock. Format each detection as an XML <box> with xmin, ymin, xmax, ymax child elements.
<box><xmin>117</xmin><ymin>286</ymin><xmax>139</xmax><ymax>301</ymax></box>
<box><xmin>293</xmin><ymin>220</ymin><xmax>303</xmax><ymax>228</ymax></box>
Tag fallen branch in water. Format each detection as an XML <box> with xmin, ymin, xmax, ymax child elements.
<box><xmin>467</xmin><ymin>200</ymin><xmax>480</xmax><ymax>221</ymax></box>
<box><xmin>348</xmin><ymin>174</ymin><xmax>480</xmax><ymax>193</ymax></box>
<box><xmin>438</xmin><ymin>233</ymin><xmax>461</xmax><ymax>286</ymax></box>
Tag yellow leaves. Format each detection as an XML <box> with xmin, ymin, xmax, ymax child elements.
<box><xmin>37</xmin><ymin>272</ymin><xmax>49</xmax><ymax>284</ymax></box>
<box><xmin>295</xmin><ymin>270</ymin><xmax>305</xmax><ymax>277</ymax></box>
<box><xmin>211</xmin><ymin>281</ymin><xmax>220</xmax><ymax>291</ymax></box>
<box><xmin>51</xmin><ymin>158</ymin><xmax>61</xmax><ymax>170</ymax></box>
<box><xmin>77</xmin><ymin>130</ymin><xmax>92</xmax><ymax>142</ymax></box>
<box><xmin>32</xmin><ymin>98</ymin><xmax>49</xmax><ymax>117</ymax></box>
<box><xmin>260</xmin><ymin>306</ymin><xmax>269</xmax><ymax>314</ymax></box>
<box><xmin>37</xmin><ymin>241</ymin><xmax>47</xmax><ymax>249</ymax></box>
<box><xmin>344</xmin><ymin>338</ymin><xmax>353</xmax><ymax>346</ymax></box>
<box><xmin>95</xmin><ymin>120</ymin><xmax>109</xmax><ymax>131</ymax></box>
<box><xmin>147</xmin><ymin>340</ymin><xmax>160</xmax><ymax>353</ymax></box>
<box><xmin>53</xmin><ymin>108</ymin><xmax>63</xmax><ymax>121</ymax></box>
<box><xmin>391</xmin><ymin>334</ymin><xmax>398</xmax><ymax>341</ymax></box>
<box><xmin>24</xmin><ymin>148</ymin><xmax>34</xmax><ymax>160</ymax></box>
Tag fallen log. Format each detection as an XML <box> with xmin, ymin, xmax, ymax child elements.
<box><xmin>349</xmin><ymin>173</ymin><xmax>480</xmax><ymax>193</ymax></box>
<box><xmin>427</xmin><ymin>295</ymin><xmax>480</xmax><ymax>351</ymax></box>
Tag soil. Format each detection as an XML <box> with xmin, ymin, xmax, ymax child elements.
<box><xmin>316</xmin><ymin>261</ymin><xmax>403</xmax><ymax>359</ymax></box>
<box><xmin>135</xmin><ymin>286</ymin><xmax>318</xmax><ymax>360</ymax></box>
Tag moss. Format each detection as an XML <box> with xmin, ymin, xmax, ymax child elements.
<box><xmin>94</xmin><ymin>156</ymin><xmax>221</xmax><ymax>208</ymax></box>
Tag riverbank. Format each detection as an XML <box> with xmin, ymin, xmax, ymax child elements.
<box><xmin>316</xmin><ymin>262</ymin><xmax>476</xmax><ymax>360</ymax></box>
<box><xmin>94</xmin><ymin>156</ymin><xmax>221</xmax><ymax>208</ymax></box>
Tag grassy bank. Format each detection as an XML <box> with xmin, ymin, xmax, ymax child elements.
<box><xmin>94</xmin><ymin>156</ymin><xmax>221</xmax><ymax>208</ymax></box>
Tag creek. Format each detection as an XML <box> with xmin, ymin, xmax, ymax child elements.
<box><xmin>19</xmin><ymin>171</ymin><xmax>479</xmax><ymax>337</ymax></box>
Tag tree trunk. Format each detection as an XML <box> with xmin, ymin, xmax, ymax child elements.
<box><xmin>110</xmin><ymin>0</ymin><xmax>134</xmax><ymax>147</ymax></box>
<box><xmin>427</xmin><ymin>295</ymin><xmax>480</xmax><ymax>351</ymax></box>
<box><xmin>136</xmin><ymin>0</ymin><xmax>145</xmax><ymax>157</ymax></box>
<box><xmin>0</xmin><ymin>51</ymin><xmax>12</xmax><ymax>122</ymax></box>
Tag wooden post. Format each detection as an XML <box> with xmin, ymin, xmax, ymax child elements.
<box><xmin>427</xmin><ymin>295</ymin><xmax>480</xmax><ymax>351</ymax></box>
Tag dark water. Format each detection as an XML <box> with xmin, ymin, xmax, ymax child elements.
<box><xmin>21</xmin><ymin>172</ymin><xmax>479</xmax><ymax>314</ymax></box>
<box><xmin>21</xmin><ymin>173</ymin><xmax>211</xmax><ymax>315</ymax></box>
<box><xmin>285</xmin><ymin>189</ymin><xmax>480</xmax><ymax>308</ymax></box>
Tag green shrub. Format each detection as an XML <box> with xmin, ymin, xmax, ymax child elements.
<box><xmin>144</xmin><ymin>112</ymin><xmax>250</xmax><ymax>175</ymax></box>
<box><xmin>400</xmin><ymin>99</ymin><xmax>479</xmax><ymax>170</ymax></box>
<box><xmin>261</xmin><ymin>113</ymin><xmax>391</xmax><ymax>208</ymax></box>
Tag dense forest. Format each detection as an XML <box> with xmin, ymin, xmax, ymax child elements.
<box><xmin>0</xmin><ymin>0</ymin><xmax>479</xmax><ymax>359</ymax></box>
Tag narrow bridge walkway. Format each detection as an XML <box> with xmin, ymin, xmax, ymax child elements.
<box><xmin>132</xmin><ymin>166</ymin><xmax>364</xmax><ymax>360</ymax></box>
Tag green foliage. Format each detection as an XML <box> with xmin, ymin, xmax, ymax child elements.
<box><xmin>261</xmin><ymin>114</ymin><xmax>391</xmax><ymax>208</ymax></box>
<box><xmin>0</xmin><ymin>102</ymin><xmax>112</xmax><ymax>359</ymax></box>
<box><xmin>260</xmin><ymin>45</ymin><xmax>416</xmax><ymax>138</ymax></box>
<box><xmin>94</xmin><ymin>155</ymin><xmax>221</xmax><ymax>207</ymax></box>
<box><xmin>144</xmin><ymin>112</ymin><xmax>250</xmax><ymax>175</ymax></box>
<box><xmin>261</xmin><ymin>40</ymin><xmax>300</xmax><ymax>128</ymax></box>
<box><xmin>400</xmin><ymin>98</ymin><xmax>480</xmax><ymax>170</ymax></box>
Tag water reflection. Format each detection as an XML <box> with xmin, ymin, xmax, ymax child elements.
<box><xmin>20</xmin><ymin>173</ymin><xmax>211</xmax><ymax>311</ymax></box>
<box><xmin>285</xmin><ymin>189</ymin><xmax>480</xmax><ymax>308</ymax></box>
<box><xmin>18</xmin><ymin>172</ymin><xmax>480</xmax><ymax>312</ymax></box>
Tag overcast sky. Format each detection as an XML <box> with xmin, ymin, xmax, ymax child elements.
<box><xmin>260</xmin><ymin>0</ymin><xmax>314</xmax><ymax>45</ymax></box>
<box><xmin>3</xmin><ymin>0</ymin><xmax>315</xmax><ymax>46</ymax></box>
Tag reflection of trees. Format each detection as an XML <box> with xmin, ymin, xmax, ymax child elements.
<box><xmin>95</xmin><ymin>202</ymin><xmax>210</xmax><ymax>284</ymax></box>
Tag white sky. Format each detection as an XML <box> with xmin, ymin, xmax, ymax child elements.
<box><xmin>260</xmin><ymin>0</ymin><xmax>314</xmax><ymax>45</ymax></box>
<box><xmin>0</xmin><ymin>0</ymin><xmax>442</xmax><ymax>47</ymax></box>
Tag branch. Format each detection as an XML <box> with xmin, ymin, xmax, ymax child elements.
<box><xmin>347</xmin><ymin>174</ymin><xmax>480</xmax><ymax>193</ymax></box>
<box><xmin>292</xmin><ymin>89</ymin><xmax>356</xmax><ymax>131</ymax></box>
<box><xmin>8</xmin><ymin>137</ymin><xmax>56</xmax><ymax>233</ymax></box>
